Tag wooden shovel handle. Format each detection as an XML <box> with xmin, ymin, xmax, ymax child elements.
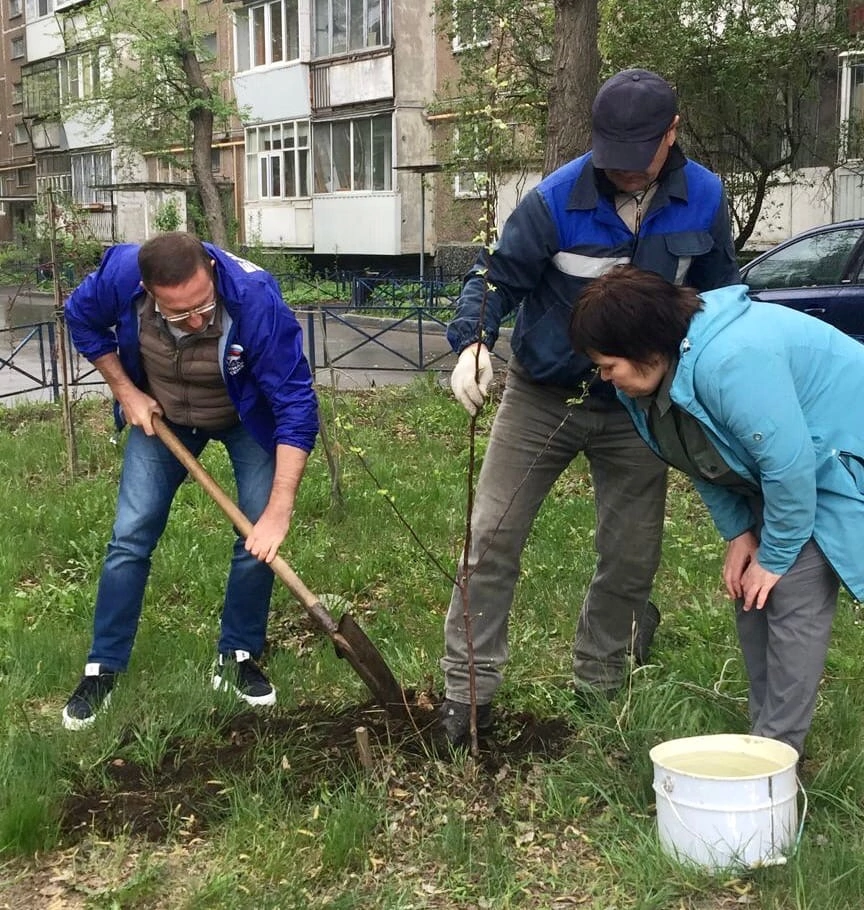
<box><xmin>151</xmin><ymin>415</ymin><xmax>338</xmax><ymax>634</ymax></box>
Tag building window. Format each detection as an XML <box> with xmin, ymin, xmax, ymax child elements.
<box><xmin>235</xmin><ymin>0</ymin><xmax>300</xmax><ymax>71</ymax></box>
<box><xmin>12</xmin><ymin>83</ymin><xmax>23</xmax><ymax>105</ymax></box>
<box><xmin>9</xmin><ymin>0</ymin><xmax>23</xmax><ymax>18</ymax></box>
<box><xmin>313</xmin><ymin>0</ymin><xmax>390</xmax><ymax>57</ymax></box>
<box><xmin>312</xmin><ymin>114</ymin><xmax>391</xmax><ymax>192</ymax></box>
<box><xmin>453</xmin><ymin>124</ymin><xmax>488</xmax><ymax>199</ymax></box>
<box><xmin>60</xmin><ymin>49</ymin><xmax>102</xmax><ymax>102</ymax></box>
<box><xmin>11</xmin><ymin>36</ymin><xmax>25</xmax><ymax>59</ymax></box>
<box><xmin>22</xmin><ymin>59</ymin><xmax>60</xmax><ymax>118</ymax></box>
<box><xmin>16</xmin><ymin>167</ymin><xmax>32</xmax><ymax>188</ymax></box>
<box><xmin>13</xmin><ymin>123</ymin><xmax>29</xmax><ymax>144</ymax></box>
<box><xmin>25</xmin><ymin>0</ymin><xmax>53</xmax><ymax>18</ymax></box>
<box><xmin>71</xmin><ymin>150</ymin><xmax>112</xmax><ymax>205</ymax></box>
<box><xmin>842</xmin><ymin>53</ymin><xmax>864</xmax><ymax>159</ymax></box>
<box><xmin>245</xmin><ymin>120</ymin><xmax>310</xmax><ymax>201</ymax></box>
<box><xmin>200</xmin><ymin>32</ymin><xmax>218</xmax><ymax>61</ymax></box>
<box><xmin>451</xmin><ymin>2</ymin><xmax>491</xmax><ymax>52</ymax></box>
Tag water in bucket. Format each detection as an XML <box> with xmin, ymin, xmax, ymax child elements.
<box><xmin>650</xmin><ymin>734</ymin><xmax>799</xmax><ymax>870</ymax></box>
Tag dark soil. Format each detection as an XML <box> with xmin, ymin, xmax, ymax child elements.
<box><xmin>59</xmin><ymin>698</ymin><xmax>577</xmax><ymax>843</ymax></box>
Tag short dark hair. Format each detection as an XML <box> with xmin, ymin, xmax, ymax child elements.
<box><xmin>569</xmin><ymin>265</ymin><xmax>702</xmax><ymax>363</ymax></box>
<box><xmin>138</xmin><ymin>232</ymin><xmax>212</xmax><ymax>288</ymax></box>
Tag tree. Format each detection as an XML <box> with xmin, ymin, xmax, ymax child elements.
<box><xmin>61</xmin><ymin>0</ymin><xmax>238</xmax><ymax>246</ymax></box>
<box><xmin>544</xmin><ymin>0</ymin><xmax>600</xmax><ymax>174</ymax></box>
<box><xmin>435</xmin><ymin>0</ymin><xmax>600</xmax><ymax>198</ymax></box>
<box><xmin>600</xmin><ymin>0</ymin><xmax>853</xmax><ymax>249</ymax></box>
<box><xmin>434</xmin><ymin>0</ymin><xmax>554</xmax><ymax>242</ymax></box>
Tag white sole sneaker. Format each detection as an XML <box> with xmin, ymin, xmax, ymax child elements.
<box><xmin>212</xmin><ymin>673</ymin><xmax>277</xmax><ymax>707</ymax></box>
<box><xmin>61</xmin><ymin>691</ymin><xmax>112</xmax><ymax>731</ymax></box>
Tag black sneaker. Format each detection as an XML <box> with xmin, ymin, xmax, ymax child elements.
<box><xmin>62</xmin><ymin>663</ymin><xmax>117</xmax><ymax>730</ymax></box>
<box><xmin>632</xmin><ymin>600</ymin><xmax>661</xmax><ymax>666</ymax></box>
<box><xmin>439</xmin><ymin>698</ymin><xmax>493</xmax><ymax>746</ymax></box>
<box><xmin>212</xmin><ymin>650</ymin><xmax>276</xmax><ymax>707</ymax></box>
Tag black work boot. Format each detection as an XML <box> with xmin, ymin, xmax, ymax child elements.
<box><xmin>632</xmin><ymin>600</ymin><xmax>661</xmax><ymax>666</ymax></box>
<box><xmin>438</xmin><ymin>698</ymin><xmax>493</xmax><ymax>747</ymax></box>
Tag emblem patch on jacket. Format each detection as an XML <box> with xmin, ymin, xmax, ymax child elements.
<box><xmin>226</xmin><ymin>343</ymin><xmax>245</xmax><ymax>375</ymax></box>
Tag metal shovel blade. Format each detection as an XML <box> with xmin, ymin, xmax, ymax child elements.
<box><xmin>334</xmin><ymin>613</ymin><xmax>405</xmax><ymax>709</ymax></box>
<box><xmin>151</xmin><ymin>415</ymin><xmax>405</xmax><ymax>712</ymax></box>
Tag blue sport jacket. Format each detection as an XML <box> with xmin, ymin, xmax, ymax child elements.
<box><xmin>65</xmin><ymin>243</ymin><xmax>318</xmax><ymax>453</ymax></box>
<box><xmin>447</xmin><ymin>148</ymin><xmax>740</xmax><ymax>393</ymax></box>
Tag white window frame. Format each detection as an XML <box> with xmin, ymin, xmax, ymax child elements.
<box><xmin>312</xmin><ymin>113</ymin><xmax>392</xmax><ymax>193</ymax></box>
<box><xmin>245</xmin><ymin>120</ymin><xmax>311</xmax><ymax>201</ymax></box>
<box><xmin>11</xmin><ymin>36</ymin><xmax>25</xmax><ymax>59</ymax></box>
<box><xmin>60</xmin><ymin>49</ymin><xmax>102</xmax><ymax>103</ymax></box>
<box><xmin>451</xmin><ymin>1</ymin><xmax>491</xmax><ymax>53</ymax></box>
<box><xmin>234</xmin><ymin>0</ymin><xmax>300</xmax><ymax>72</ymax></box>
<box><xmin>313</xmin><ymin>0</ymin><xmax>390</xmax><ymax>58</ymax></box>
<box><xmin>71</xmin><ymin>150</ymin><xmax>112</xmax><ymax>205</ymax></box>
<box><xmin>452</xmin><ymin>124</ymin><xmax>487</xmax><ymax>199</ymax></box>
<box><xmin>840</xmin><ymin>51</ymin><xmax>864</xmax><ymax>161</ymax></box>
<box><xmin>25</xmin><ymin>0</ymin><xmax>52</xmax><ymax>18</ymax></box>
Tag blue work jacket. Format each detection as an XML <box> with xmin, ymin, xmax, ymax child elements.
<box><xmin>447</xmin><ymin>147</ymin><xmax>740</xmax><ymax>393</ymax></box>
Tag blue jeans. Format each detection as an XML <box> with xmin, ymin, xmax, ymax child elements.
<box><xmin>88</xmin><ymin>419</ymin><xmax>276</xmax><ymax>671</ymax></box>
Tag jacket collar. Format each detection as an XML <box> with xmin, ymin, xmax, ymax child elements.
<box><xmin>567</xmin><ymin>143</ymin><xmax>689</xmax><ymax>211</ymax></box>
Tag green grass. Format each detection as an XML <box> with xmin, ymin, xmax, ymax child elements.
<box><xmin>0</xmin><ymin>385</ymin><xmax>862</xmax><ymax>908</ymax></box>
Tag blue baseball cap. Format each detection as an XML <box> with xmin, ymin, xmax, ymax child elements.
<box><xmin>591</xmin><ymin>69</ymin><xmax>678</xmax><ymax>171</ymax></box>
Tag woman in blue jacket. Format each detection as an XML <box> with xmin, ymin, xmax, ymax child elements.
<box><xmin>568</xmin><ymin>264</ymin><xmax>864</xmax><ymax>756</ymax></box>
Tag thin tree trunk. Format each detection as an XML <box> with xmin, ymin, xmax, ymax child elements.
<box><xmin>543</xmin><ymin>0</ymin><xmax>600</xmax><ymax>175</ymax></box>
<box><xmin>177</xmin><ymin>10</ymin><xmax>228</xmax><ymax>247</ymax></box>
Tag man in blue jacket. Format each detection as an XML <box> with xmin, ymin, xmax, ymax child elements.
<box><xmin>62</xmin><ymin>232</ymin><xmax>318</xmax><ymax>729</ymax></box>
<box><xmin>441</xmin><ymin>69</ymin><xmax>740</xmax><ymax>745</ymax></box>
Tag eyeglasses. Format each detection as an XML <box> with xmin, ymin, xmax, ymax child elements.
<box><xmin>157</xmin><ymin>299</ymin><xmax>218</xmax><ymax>324</ymax></box>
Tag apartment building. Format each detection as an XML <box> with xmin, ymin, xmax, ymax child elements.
<box><xmin>0</xmin><ymin>0</ymin><xmax>35</xmax><ymax>241</ymax></box>
<box><xmin>0</xmin><ymin>0</ymin><xmax>498</xmax><ymax>270</ymax></box>
<box><xmin>2</xmin><ymin>2</ymin><xmax>859</xmax><ymax>260</ymax></box>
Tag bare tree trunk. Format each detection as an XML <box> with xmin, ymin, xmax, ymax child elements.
<box><xmin>177</xmin><ymin>10</ymin><xmax>228</xmax><ymax>247</ymax></box>
<box><xmin>543</xmin><ymin>0</ymin><xmax>600</xmax><ymax>175</ymax></box>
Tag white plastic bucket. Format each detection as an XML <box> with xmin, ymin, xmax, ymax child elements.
<box><xmin>650</xmin><ymin>734</ymin><xmax>799</xmax><ymax>870</ymax></box>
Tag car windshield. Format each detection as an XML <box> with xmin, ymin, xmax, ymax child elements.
<box><xmin>744</xmin><ymin>227</ymin><xmax>863</xmax><ymax>290</ymax></box>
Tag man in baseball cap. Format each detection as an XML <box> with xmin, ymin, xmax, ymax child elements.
<box><xmin>439</xmin><ymin>67</ymin><xmax>738</xmax><ymax>748</ymax></box>
<box><xmin>592</xmin><ymin>69</ymin><xmax>679</xmax><ymax>172</ymax></box>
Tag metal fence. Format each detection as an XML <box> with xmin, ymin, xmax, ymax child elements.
<box><xmin>0</xmin><ymin>318</ymin><xmax>106</xmax><ymax>402</ymax></box>
<box><xmin>0</xmin><ymin>273</ymin><xmax>512</xmax><ymax>404</ymax></box>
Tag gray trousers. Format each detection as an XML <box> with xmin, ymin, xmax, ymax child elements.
<box><xmin>441</xmin><ymin>364</ymin><xmax>668</xmax><ymax>703</ymax></box>
<box><xmin>737</xmin><ymin>538</ymin><xmax>839</xmax><ymax>756</ymax></box>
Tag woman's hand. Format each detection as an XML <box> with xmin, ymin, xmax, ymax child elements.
<box><xmin>723</xmin><ymin>530</ymin><xmax>782</xmax><ymax>610</ymax></box>
<box><xmin>740</xmin><ymin>562</ymin><xmax>782</xmax><ymax>611</ymax></box>
<box><xmin>723</xmin><ymin>531</ymin><xmax>758</xmax><ymax>599</ymax></box>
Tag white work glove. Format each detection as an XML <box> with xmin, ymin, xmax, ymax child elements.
<box><xmin>451</xmin><ymin>343</ymin><xmax>493</xmax><ymax>416</ymax></box>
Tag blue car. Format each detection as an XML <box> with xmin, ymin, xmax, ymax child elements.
<box><xmin>739</xmin><ymin>219</ymin><xmax>864</xmax><ymax>342</ymax></box>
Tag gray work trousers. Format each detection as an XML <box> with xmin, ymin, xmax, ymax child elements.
<box><xmin>441</xmin><ymin>363</ymin><xmax>668</xmax><ymax>703</ymax></box>
<box><xmin>736</xmin><ymin>538</ymin><xmax>839</xmax><ymax>756</ymax></box>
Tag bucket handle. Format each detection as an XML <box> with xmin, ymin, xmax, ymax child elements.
<box><xmin>658</xmin><ymin>774</ymin><xmax>809</xmax><ymax>867</ymax></box>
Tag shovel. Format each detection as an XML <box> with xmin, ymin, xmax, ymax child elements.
<box><xmin>151</xmin><ymin>415</ymin><xmax>405</xmax><ymax>713</ymax></box>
